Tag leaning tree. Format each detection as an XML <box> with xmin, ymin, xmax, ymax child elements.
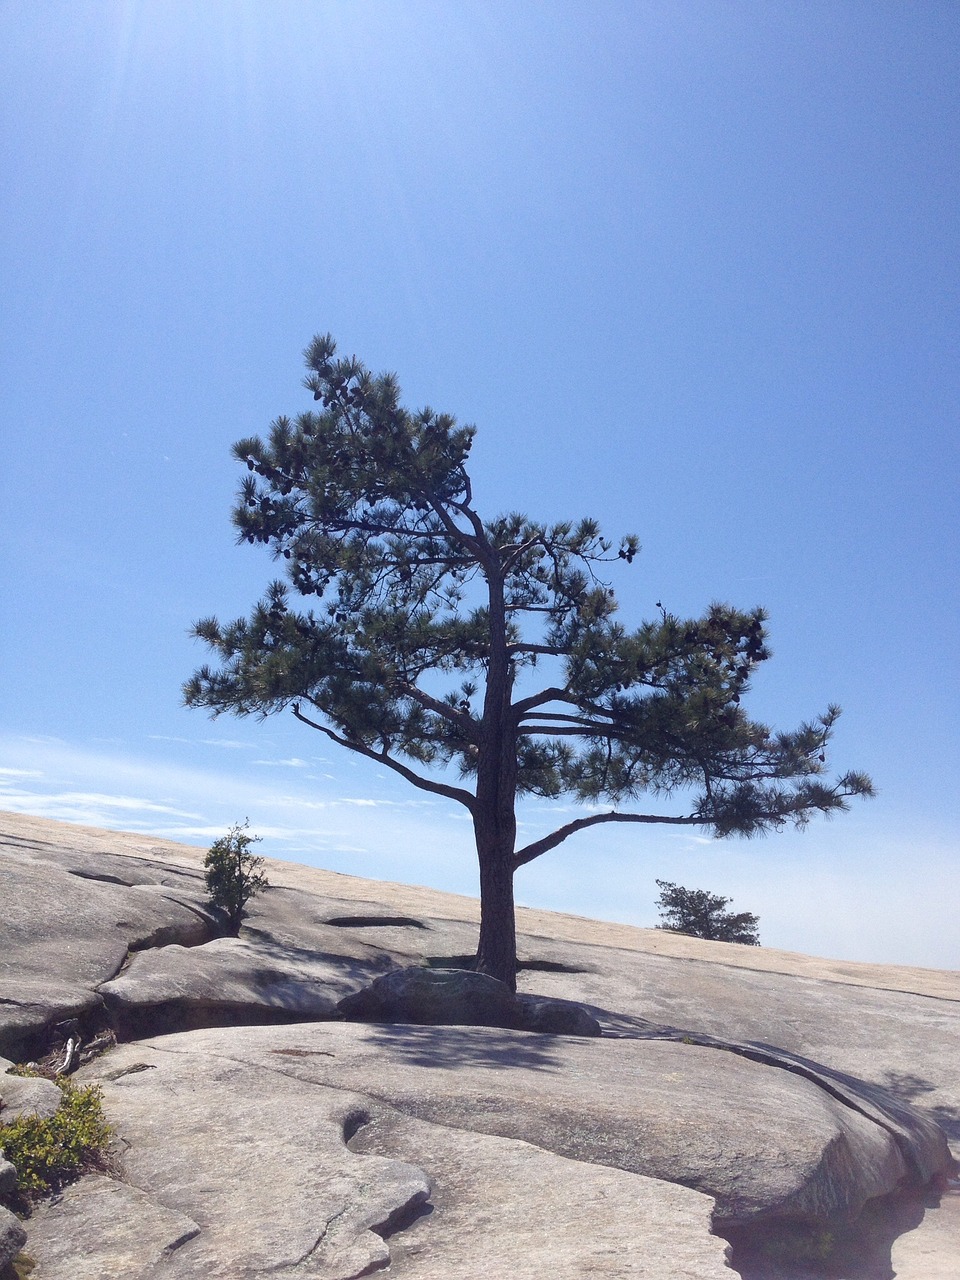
<box><xmin>185</xmin><ymin>334</ymin><xmax>873</xmax><ymax>988</ymax></box>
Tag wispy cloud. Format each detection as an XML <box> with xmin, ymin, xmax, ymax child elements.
<box><xmin>0</xmin><ymin>789</ymin><xmax>201</xmax><ymax>819</ymax></box>
<box><xmin>148</xmin><ymin>734</ymin><xmax>254</xmax><ymax>750</ymax></box>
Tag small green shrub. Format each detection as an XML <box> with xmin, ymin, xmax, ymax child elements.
<box><xmin>0</xmin><ymin>1078</ymin><xmax>111</xmax><ymax>1201</ymax></box>
<box><xmin>204</xmin><ymin>819</ymin><xmax>268</xmax><ymax>934</ymax></box>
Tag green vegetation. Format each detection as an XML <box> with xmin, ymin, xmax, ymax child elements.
<box><xmin>0</xmin><ymin>1078</ymin><xmax>111</xmax><ymax>1205</ymax></box>
<box><xmin>655</xmin><ymin>880</ymin><xmax>760</xmax><ymax>945</ymax></box>
<box><xmin>186</xmin><ymin>332</ymin><xmax>872</xmax><ymax>988</ymax></box>
<box><xmin>204</xmin><ymin>820</ymin><xmax>268</xmax><ymax>935</ymax></box>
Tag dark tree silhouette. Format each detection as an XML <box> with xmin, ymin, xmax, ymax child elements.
<box><xmin>655</xmin><ymin>879</ymin><xmax>760</xmax><ymax>944</ymax></box>
<box><xmin>204</xmin><ymin>821</ymin><xmax>268</xmax><ymax>935</ymax></box>
<box><xmin>185</xmin><ymin>334</ymin><xmax>873</xmax><ymax>986</ymax></box>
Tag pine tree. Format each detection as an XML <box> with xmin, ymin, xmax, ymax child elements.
<box><xmin>655</xmin><ymin>880</ymin><xmax>760</xmax><ymax>945</ymax></box>
<box><xmin>184</xmin><ymin>334</ymin><xmax>873</xmax><ymax>987</ymax></box>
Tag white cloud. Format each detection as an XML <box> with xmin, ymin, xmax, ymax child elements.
<box><xmin>253</xmin><ymin>757</ymin><xmax>310</xmax><ymax>768</ymax></box>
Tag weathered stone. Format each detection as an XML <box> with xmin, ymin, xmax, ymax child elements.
<box><xmin>68</xmin><ymin>1043</ymin><xmax>430</xmax><ymax>1279</ymax></box>
<box><xmin>0</xmin><ymin>1154</ymin><xmax>16</xmax><ymax>1195</ymax></box>
<box><xmin>23</xmin><ymin>1175</ymin><xmax>200</xmax><ymax>1279</ymax></box>
<box><xmin>348</xmin><ymin>1107</ymin><xmax>733</xmax><ymax>1279</ymax></box>
<box><xmin>0</xmin><ymin>1069</ymin><xmax>62</xmax><ymax>1121</ymax></box>
<box><xmin>337</xmin><ymin>965</ymin><xmax>519</xmax><ymax>1027</ymax></box>
<box><xmin>0</xmin><ymin>1203</ymin><xmax>26</xmax><ymax>1271</ymax></box>
<box><xmin>4</xmin><ymin>811</ymin><xmax>959</xmax><ymax>1277</ymax></box>
<box><xmin>85</xmin><ymin>1022</ymin><xmax>945</xmax><ymax>1232</ymax></box>
<box><xmin>513</xmin><ymin>992</ymin><xmax>602</xmax><ymax>1036</ymax></box>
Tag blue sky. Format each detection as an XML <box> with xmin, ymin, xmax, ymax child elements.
<box><xmin>2</xmin><ymin>2</ymin><xmax>957</xmax><ymax>967</ymax></box>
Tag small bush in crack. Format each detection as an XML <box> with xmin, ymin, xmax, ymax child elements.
<box><xmin>0</xmin><ymin>1078</ymin><xmax>112</xmax><ymax>1205</ymax></box>
<box><xmin>204</xmin><ymin>819</ymin><xmax>268</xmax><ymax>934</ymax></box>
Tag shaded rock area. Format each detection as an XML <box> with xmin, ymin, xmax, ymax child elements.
<box><xmin>2</xmin><ymin>810</ymin><xmax>959</xmax><ymax>1278</ymax></box>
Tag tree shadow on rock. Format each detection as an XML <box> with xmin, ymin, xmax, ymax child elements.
<box><xmin>356</xmin><ymin>1022</ymin><xmax>568</xmax><ymax>1074</ymax></box>
<box><xmin>873</xmin><ymin>1070</ymin><xmax>960</xmax><ymax>1145</ymax></box>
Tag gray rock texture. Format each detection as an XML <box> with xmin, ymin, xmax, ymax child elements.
<box><xmin>69</xmin><ymin>1045</ymin><xmax>431</xmax><ymax>1280</ymax></box>
<box><xmin>2</xmin><ymin>810</ymin><xmax>959</xmax><ymax>1279</ymax></box>
<box><xmin>132</xmin><ymin>1021</ymin><xmax>939</xmax><ymax>1229</ymax></box>
<box><xmin>0</xmin><ymin>1203</ymin><xmax>26</xmax><ymax>1270</ymax></box>
<box><xmin>0</xmin><ymin>1069</ymin><xmax>62</xmax><ymax>1122</ymax></box>
<box><xmin>65</xmin><ymin>1032</ymin><xmax>733</xmax><ymax>1279</ymax></box>
<box><xmin>0</xmin><ymin>823</ymin><xmax>218</xmax><ymax>1057</ymax></box>
<box><xmin>22</xmin><ymin>1175</ymin><xmax>201</xmax><ymax>1280</ymax></box>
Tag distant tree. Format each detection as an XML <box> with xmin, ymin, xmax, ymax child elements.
<box><xmin>184</xmin><ymin>333</ymin><xmax>873</xmax><ymax>988</ymax></box>
<box><xmin>655</xmin><ymin>879</ymin><xmax>760</xmax><ymax>945</ymax></box>
<box><xmin>204</xmin><ymin>821</ymin><xmax>268</xmax><ymax>935</ymax></box>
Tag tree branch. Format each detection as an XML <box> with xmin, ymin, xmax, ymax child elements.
<box><xmin>513</xmin><ymin>809</ymin><xmax>703</xmax><ymax>868</ymax></box>
<box><xmin>401</xmin><ymin>683</ymin><xmax>479</xmax><ymax>742</ymax></box>
<box><xmin>505</xmin><ymin>643</ymin><xmax>566</xmax><ymax>658</ymax></box>
<box><xmin>292</xmin><ymin>702</ymin><xmax>476</xmax><ymax>811</ymax></box>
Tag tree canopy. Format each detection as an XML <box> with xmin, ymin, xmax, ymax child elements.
<box><xmin>655</xmin><ymin>879</ymin><xmax>760</xmax><ymax>945</ymax></box>
<box><xmin>185</xmin><ymin>333</ymin><xmax>873</xmax><ymax>986</ymax></box>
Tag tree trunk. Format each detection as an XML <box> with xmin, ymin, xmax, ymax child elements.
<box><xmin>473</xmin><ymin>562</ymin><xmax>519</xmax><ymax>989</ymax></box>
<box><xmin>474</xmin><ymin>834</ymin><xmax>518</xmax><ymax>990</ymax></box>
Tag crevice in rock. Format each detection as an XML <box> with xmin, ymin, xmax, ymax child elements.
<box><xmin>103</xmin><ymin>999</ymin><xmax>337</xmax><ymax>1044</ymax></box>
<box><xmin>326</xmin><ymin>916</ymin><xmax>429</xmax><ymax>930</ymax></box>
<box><xmin>368</xmin><ymin>1190</ymin><xmax>433</xmax><ymax>1242</ymax></box>
<box><xmin>65</xmin><ymin>869</ymin><xmax>134</xmax><ymax>888</ymax></box>
<box><xmin>424</xmin><ymin>952</ymin><xmax>590</xmax><ymax>976</ymax></box>
<box><xmin>342</xmin><ymin>1108</ymin><xmax>372</xmax><ymax>1144</ymax></box>
<box><xmin>160</xmin><ymin>1226</ymin><xmax>201</xmax><ymax>1256</ymax></box>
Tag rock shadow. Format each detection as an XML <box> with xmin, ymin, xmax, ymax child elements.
<box><xmin>725</xmin><ymin>1180</ymin><xmax>934</xmax><ymax>1280</ymax></box>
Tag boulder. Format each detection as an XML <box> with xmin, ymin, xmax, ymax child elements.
<box><xmin>99</xmin><ymin>937</ymin><xmax>360</xmax><ymax>1039</ymax></box>
<box><xmin>0</xmin><ymin>1204</ymin><xmax>26</xmax><ymax>1271</ymax></box>
<box><xmin>337</xmin><ymin>966</ymin><xmax>602</xmax><ymax>1037</ymax></box>
<box><xmin>0</xmin><ymin>1069</ymin><xmax>62</xmax><ymax>1121</ymax></box>
<box><xmin>513</xmin><ymin>992</ymin><xmax>602</xmax><ymax>1036</ymax></box>
<box><xmin>337</xmin><ymin>966</ymin><xmax>518</xmax><ymax>1027</ymax></box>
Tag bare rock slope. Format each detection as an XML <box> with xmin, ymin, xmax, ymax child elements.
<box><xmin>1</xmin><ymin>810</ymin><xmax>958</xmax><ymax>1279</ymax></box>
